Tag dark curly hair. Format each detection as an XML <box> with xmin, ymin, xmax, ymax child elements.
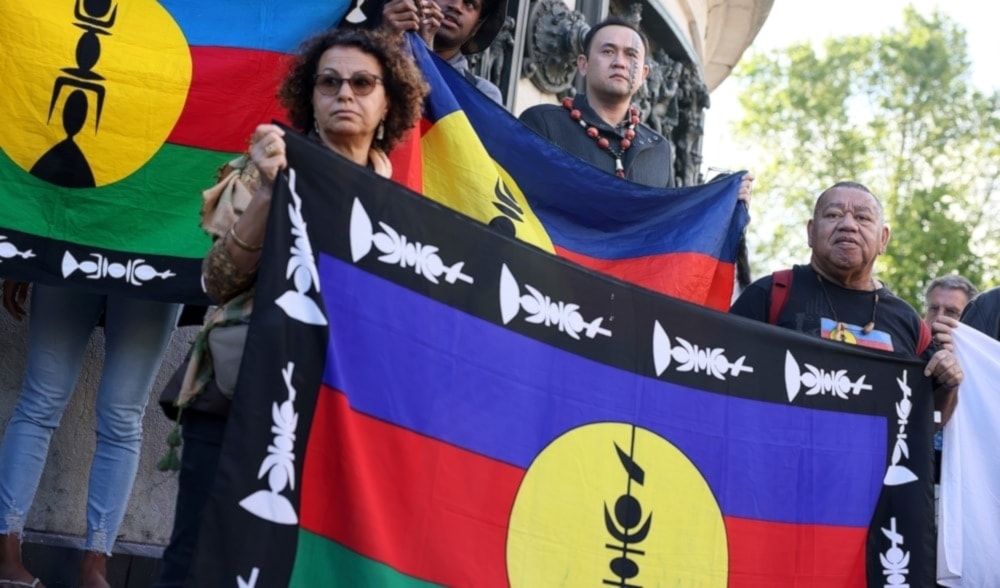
<box><xmin>278</xmin><ymin>28</ymin><xmax>428</xmax><ymax>152</ymax></box>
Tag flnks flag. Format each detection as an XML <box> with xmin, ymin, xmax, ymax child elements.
<box><xmin>0</xmin><ymin>1</ymin><xmax>346</xmax><ymax>302</ymax></box>
<box><xmin>400</xmin><ymin>39</ymin><xmax>748</xmax><ymax>311</ymax></box>
<box><xmin>192</xmin><ymin>130</ymin><xmax>936</xmax><ymax>586</ymax></box>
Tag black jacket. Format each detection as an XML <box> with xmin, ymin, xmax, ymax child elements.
<box><xmin>961</xmin><ymin>287</ymin><xmax>1000</xmax><ymax>339</ymax></box>
<box><xmin>519</xmin><ymin>94</ymin><xmax>674</xmax><ymax>188</ymax></box>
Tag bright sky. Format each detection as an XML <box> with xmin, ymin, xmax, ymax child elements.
<box><xmin>701</xmin><ymin>0</ymin><xmax>1000</xmax><ymax>173</ymax></box>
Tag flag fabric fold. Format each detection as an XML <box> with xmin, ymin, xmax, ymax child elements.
<box><xmin>191</xmin><ymin>131</ymin><xmax>936</xmax><ymax>586</ymax></box>
<box><xmin>937</xmin><ymin>324</ymin><xmax>1000</xmax><ymax>587</ymax></box>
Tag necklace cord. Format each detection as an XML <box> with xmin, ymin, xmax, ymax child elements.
<box><xmin>815</xmin><ymin>273</ymin><xmax>879</xmax><ymax>339</ymax></box>
<box><xmin>562</xmin><ymin>98</ymin><xmax>639</xmax><ymax>178</ymax></box>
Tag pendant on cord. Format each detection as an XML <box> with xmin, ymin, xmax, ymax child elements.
<box><xmin>562</xmin><ymin>97</ymin><xmax>639</xmax><ymax>178</ymax></box>
<box><xmin>816</xmin><ymin>272</ymin><xmax>879</xmax><ymax>343</ymax></box>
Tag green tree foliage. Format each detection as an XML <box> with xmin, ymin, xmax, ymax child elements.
<box><xmin>732</xmin><ymin>7</ymin><xmax>1000</xmax><ymax>306</ymax></box>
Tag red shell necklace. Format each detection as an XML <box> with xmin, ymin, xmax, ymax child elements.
<box><xmin>561</xmin><ymin>97</ymin><xmax>639</xmax><ymax>178</ymax></box>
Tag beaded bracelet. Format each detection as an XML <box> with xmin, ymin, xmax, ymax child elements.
<box><xmin>228</xmin><ymin>225</ymin><xmax>263</xmax><ymax>252</ymax></box>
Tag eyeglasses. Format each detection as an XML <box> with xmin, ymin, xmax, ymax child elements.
<box><xmin>313</xmin><ymin>72</ymin><xmax>383</xmax><ymax>96</ymax></box>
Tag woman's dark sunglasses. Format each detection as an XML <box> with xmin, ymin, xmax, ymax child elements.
<box><xmin>313</xmin><ymin>72</ymin><xmax>383</xmax><ymax>96</ymax></box>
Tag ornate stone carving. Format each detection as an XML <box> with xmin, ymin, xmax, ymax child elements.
<box><xmin>671</xmin><ymin>67</ymin><xmax>710</xmax><ymax>186</ymax></box>
<box><xmin>487</xmin><ymin>16</ymin><xmax>517</xmax><ymax>82</ymax></box>
<box><xmin>522</xmin><ymin>0</ymin><xmax>588</xmax><ymax>94</ymax></box>
<box><xmin>469</xmin><ymin>16</ymin><xmax>517</xmax><ymax>90</ymax></box>
<box><xmin>636</xmin><ymin>48</ymin><xmax>683</xmax><ymax>138</ymax></box>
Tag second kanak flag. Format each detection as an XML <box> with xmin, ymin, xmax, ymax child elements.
<box><xmin>402</xmin><ymin>39</ymin><xmax>748</xmax><ymax>310</ymax></box>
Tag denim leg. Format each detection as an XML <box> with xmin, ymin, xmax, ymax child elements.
<box><xmin>84</xmin><ymin>296</ymin><xmax>180</xmax><ymax>553</ymax></box>
<box><xmin>155</xmin><ymin>411</ymin><xmax>227</xmax><ymax>587</ymax></box>
<box><xmin>0</xmin><ymin>284</ymin><xmax>105</xmax><ymax>534</ymax></box>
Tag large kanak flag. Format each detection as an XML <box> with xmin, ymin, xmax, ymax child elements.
<box><xmin>191</xmin><ymin>130</ymin><xmax>938</xmax><ymax>586</ymax></box>
<box><xmin>395</xmin><ymin>38</ymin><xmax>749</xmax><ymax>311</ymax></box>
<box><xmin>0</xmin><ymin>1</ymin><xmax>347</xmax><ymax>302</ymax></box>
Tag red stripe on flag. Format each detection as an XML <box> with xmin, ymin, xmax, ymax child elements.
<box><xmin>725</xmin><ymin>516</ymin><xmax>866</xmax><ymax>586</ymax></box>
<box><xmin>388</xmin><ymin>128</ymin><xmax>423</xmax><ymax>193</ymax></box>
<box><xmin>555</xmin><ymin>247</ymin><xmax>735</xmax><ymax>310</ymax></box>
<box><xmin>300</xmin><ymin>387</ymin><xmax>523</xmax><ymax>587</ymax></box>
<box><xmin>301</xmin><ymin>390</ymin><xmax>870</xmax><ymax>584</ymax></box>
<box><xmin>168</xmin><ymin>46</ymin><xmax>291</xmax><ymax>153</ymax></box>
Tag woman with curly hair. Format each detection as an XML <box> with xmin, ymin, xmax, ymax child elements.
<box><xmin>155</xmin><ymin>27</ymin><xmax>428</xmax><ymax>586</ymax></box>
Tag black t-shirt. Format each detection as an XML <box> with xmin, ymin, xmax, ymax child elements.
<box><xmin>731</xmin><ymin>264</ymin><xmax>928</xmax><ymax>358</ymax></box>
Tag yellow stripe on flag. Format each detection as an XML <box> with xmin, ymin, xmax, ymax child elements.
<box><xmin>422</xmin><ymin>111</ymin><xmax>554</xmax><ymax>253</ymax></box>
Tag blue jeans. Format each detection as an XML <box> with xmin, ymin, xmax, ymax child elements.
<box><xmin>0</xmin><ymin>283</ymin><xmax>180</xmax><ymax>553</ymax></box>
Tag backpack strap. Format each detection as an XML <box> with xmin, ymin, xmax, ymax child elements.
<box><xmin>769</xmin><ymin>269</ymin><xmax>793</xmax><ymax>325</ymax></box>
<box><xmin>916</xmin><ymin>321</ymin><xmax>932</xmax><ymax>356</ymax></box>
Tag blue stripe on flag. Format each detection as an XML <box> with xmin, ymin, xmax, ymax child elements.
<box><xmin>161</xmin><ymin>1</ymin><xmax>348</xmax><ymax>51</ymax></box>
<box><xmin>319</xmin><ymin>254</ymin><xmax>886</xmax><ymax>527</ymax></box>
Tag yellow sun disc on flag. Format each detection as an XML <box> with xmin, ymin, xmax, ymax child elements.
<box><xmin>0</xmin><ymin>0</ymin><xmax>191</xmax><ymax>187</ymax></box>
<box><xmin>506</xmin><ymin>422</ymin><xmax>728</xmax><ymax>586</ymax></box>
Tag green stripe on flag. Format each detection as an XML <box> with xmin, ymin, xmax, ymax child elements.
<box><xmin>0</xmin><ymin>143</ymin><xmax>233</xmax><ymax>258</ymax></box>
<box><xmin>290</xmin><ymin>529</ymin><xmax>442</xmax><ymax>587</ymax></box>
